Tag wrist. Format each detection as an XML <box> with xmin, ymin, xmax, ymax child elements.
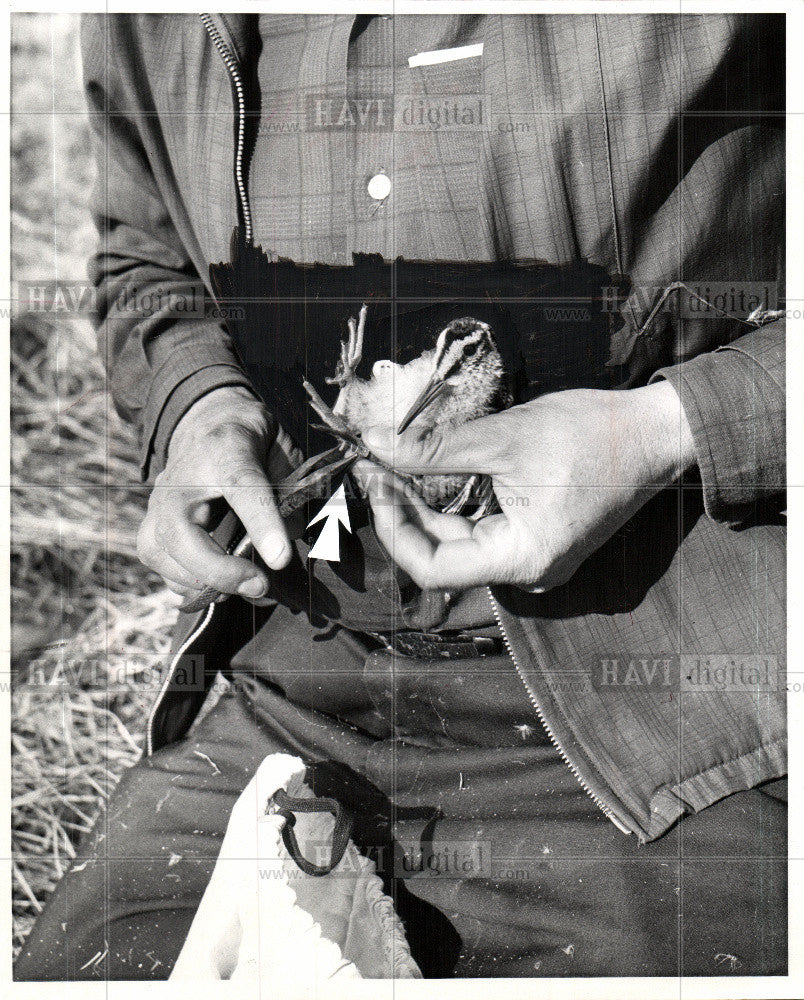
<box><xmin>629</xmin><ymin>381</ymin><xmax>696</xmax><ymax>484</ymax></box>
<box><xmin>169</xmin><ymin>385</ymin><xmax>264</xmax><ymax>455</ymax></box>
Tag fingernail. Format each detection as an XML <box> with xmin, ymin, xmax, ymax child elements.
<box><xmin>260</xmin><ymin>539</ymin><xmax>290</xmax><ymax>568</ymax></box>
<box><xmin>238</xmin><ymin>576</ymin><xmax>267</xmax><ymax>599</ymax></box>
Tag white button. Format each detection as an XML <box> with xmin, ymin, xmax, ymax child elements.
<box><xmin>367</xmin><ymin>173</ymin><xmax>391</xmax><ymax>201</ymax></box>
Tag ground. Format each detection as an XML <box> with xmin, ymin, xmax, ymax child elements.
<box><xmin>11</xmin><ymin>13</ymin><xmax>179</xmax><ymax>954</ymax></box>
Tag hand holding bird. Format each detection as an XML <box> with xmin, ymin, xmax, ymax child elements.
<box><xmin>141</xmin><ymin>305</ymin><xmax>513</xmax><ymax>611</ymax></box>
<box><xmin>136</xmin><ymin>386</ymin><xmax>301</xmax><ymax>603</ymax></box>
<box><xmin>135</xmin><ymin>300</ymin><xmax>696</xmax><ymax>605</ymax></box>
<box><xmin>359</xmin><ymin>381</ymin><xmax>696</xmax><ymax>593</ymax></box>
<box><xmin>321</xmin><ymin>304</ymin><xmax>511</xmax><ymax>514</ymax></box>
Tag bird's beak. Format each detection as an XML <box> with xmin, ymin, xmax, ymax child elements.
<box><xmin>397</xmin><ymin>374</ymin><xmax>446</xmax><ymax>434</ymax></box>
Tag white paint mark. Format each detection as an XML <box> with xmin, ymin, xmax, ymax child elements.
<box><xmin>192</xmin><ymin>750</ymin><xmax>221</xmax><ymax>775</ymax></box>
<box><xmin>409</xmin><ymin>43</ymin><xmax>484</xmax><ymax>67</ymax></box>
<box><xmin>308</xmin><ymin>483</ymin><xmax>352</xmax><ymax>561</ymax></box>
<box><xmin>146</xmin><ymin>950</ymin><xmax>163</xmax><ymax>972</ymax></box>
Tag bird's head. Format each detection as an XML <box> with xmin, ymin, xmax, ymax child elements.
<box><xmin>397</xmin><ymin>318</ymin><xmax>503</xmax><ymax>434</ymax></box>
<box><xmin>433</xmin><ymin>318</ymin><xmax>498</xmax><ymax>381</ymax></box>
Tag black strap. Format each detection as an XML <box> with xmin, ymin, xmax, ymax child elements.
<box><xmin>272</xmin><ymin>788</ymin><xmax>353</xmax><ymax>877</ymax></box>
<box><xmin>370</xmin><ymin>630</ymin><xmax>505</xmax><ymax>659</ymax></box>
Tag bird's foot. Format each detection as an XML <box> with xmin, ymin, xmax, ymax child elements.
<box><xmin>441</xmin><ymin>475</ymin><xmax>479</xmax><ymax>515</ymax></box>
<box><xmin>438</xmin><ymin>474</ymin><xmax>497</xmax><ymax>518</ymax></box>
<box><xmin>303</xmin><ymin>380</ymin><xmax>355</xmax><ymax>438</ymax></box>
<box><xmin>326</xmin><ymin>303</ymin><xmax>368</xmax><ymax>386</ymax></box>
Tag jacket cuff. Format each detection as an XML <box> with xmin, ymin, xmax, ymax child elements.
<box><xmin>142</xmin><ymin>357</ymin><xmax>254</xmax><ymax>480</ymax></box>
<box><xmin>650</xmin><ymin>329</ymin><xmax>784</xmax><ymax>525</ymax></box>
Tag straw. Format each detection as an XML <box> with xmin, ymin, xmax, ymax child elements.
<box><xmin>11</xmin><ymin>13</ymin><xmax>179</xmax><ymax>956</ymax></box>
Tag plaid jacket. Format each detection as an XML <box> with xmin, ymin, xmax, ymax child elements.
<box><xmin>82</xmin><ymin>13</ymin><xmax>785</xmax><ymax>841</ymax></box>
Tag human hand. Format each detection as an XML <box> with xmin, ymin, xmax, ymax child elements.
<box><xmin>358</xmin><ymin>382</ymin><xmax>695</xmax><ymax>593</ymax></box>
<box><xmin>136</xmin><ymin>386</ymin><xmax>304</xmax><ymax>601</ymax></box>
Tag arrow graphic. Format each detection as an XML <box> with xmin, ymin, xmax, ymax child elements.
<box><xmin>307</xmin><ymin>483</ymin><xmax>352</xmax><ymax>561</ymax></box>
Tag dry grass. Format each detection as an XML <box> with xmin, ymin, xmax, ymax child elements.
<box><xmin>11</xmin><ymin>13</ymin><xmax>180</xmax><ymax>954</ymax></box>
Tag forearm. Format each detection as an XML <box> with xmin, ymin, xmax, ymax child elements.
<box><xmin>82</xmin><ymin>14</ymin><xmax>254</xmax><ymax>481</ymax></box>
<box><xmin>621</xmin><ymin>380</ymin><xmax>696</xmax><ymax>487</ymax></box>
<box><xmin>87</xmin><ymin>196</ymin><xmax>254</xmax><ymax>481</ymax></box>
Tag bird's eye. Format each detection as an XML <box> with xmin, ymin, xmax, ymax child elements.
<box><xmin>463</xmin><ymin>342</ymin><xmax>478</xmax><ymax>358</ymax></box>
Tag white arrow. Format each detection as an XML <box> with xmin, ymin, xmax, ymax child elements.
<box><xmin>307</xmin><ymin>483</ymin><xmax>352</xmax><ymax>562</ymax></box>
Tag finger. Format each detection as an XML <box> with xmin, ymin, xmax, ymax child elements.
<box><xmin>352</xmin><ymin>458</ymin><xmax>400</xmax><ymax>491</ymax></box>
<box><xmin>165</xmin><ymin>580</ymin><xmax>197</xmax><ymax>600</ymax></box>
<box><xmin>362</xmin><ymin>410</ymin><xmax>510</xmax><ymax>476</ymax></box>
<box><xmin>404</xmin><ymin>519</ymin><xmax>521</xmax><ymax>589</ymax></box>
<box><xmin>221</xmin><ymin>464</ymin><xmax>292</xmax><ymax>571</ymax></box>
<box><xmin>351</xmin><ymin>459</ymin><xmax>410</xmax><ymax>511</ymax></box>
<box><xmin>160</xmin><ymin>517</ymin><xmax>269</xmax><ymax>596</ymax></box>
<box><xmin>361</xmin><ymin>466</ymin><xmax>474</xmax><ymax>546</ymax></box>
<box><xmin>138</xmin><ymin>519</ymin><xmax>232</xmax><ymax>590</ymax></box>
<box><xmin>142</xmin><ymin>537</ymin><xmax>214</xmax><ymax>592</ymax></box>
<box><xmin>368</xmin><ymin>479</ymin><xmax>523</xmax><ymax>589</ymax></box>
<box><xmin>399</xmin><ymin>488</ymin><xmax>477</xmax><ymax>542</ymax></box>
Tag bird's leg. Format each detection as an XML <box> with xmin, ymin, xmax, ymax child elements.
<box><xmin>303</xmin><ymin>380</ymin><xmax>357</xmax><ymax>441</ymax></box>
<box><xmin>326</xmin><ymin>303</ymin><xmax>367</xmax><ymax>386</ymax></box>
<box><xmin>441</xmin><ymin>475</ymin><xmax>479</xmax><ymax>515</ymax></box>
<box><xmin>348</xmin><ymin>303</ymin><xmax>367</xmax><ymax>372</ymax></box>
<box><xmin>468</xmin><ymin>476</ymin><xmax>498</xmax><ymax>520</ymax></box>
<box><xmin>303</xmin><ymin>379</ymin><xmax>397</xmax><ymax>475</ymax></box>
<box><xmin>325</xmin><ymin>339</ymin><xmax>350</xmax><ymax>387</ymax></box>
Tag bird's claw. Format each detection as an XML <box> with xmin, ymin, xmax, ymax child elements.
<box><xmin>325</xmin><ymin>303</ymin><xmax>367</xmax><ymax>385</ymax></box>
<box><xmin>439</xmin><ymin>474</ymin><xmax>498</xmax><ymax>519</ymax></box>
<box><xmin>303</xmin><ymin>380</ymin><xmax>354</xmax><ymax>436</ymax></box>
<box><xmin>309</xmin><ymin>423</ymin><xmax>370</xmax><ymax>459</ymax></box>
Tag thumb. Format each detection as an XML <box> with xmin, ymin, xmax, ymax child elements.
<box><xmin>221</xmin><ymin>458</ymin><xmax>292</xmax><ymax>572</ymax></box>
<box><xmin>362</xmin><ymin>411</ymin><xmax>507</xmax><ymax>476</ymax></box>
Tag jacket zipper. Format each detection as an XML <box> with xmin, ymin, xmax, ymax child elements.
<box><xmin>146</xmin><ymin>603</ymin><xmax>216</xmax><ymax>756</ymax></box>
<box><xmin>487</xmin><ymin>587</ymin><xmax>633</xmax><ymax>836</ymax></box>
<box><xmin>147</xmin><ymin>15</ymin><xmax>251</xmax><ymax>756</ymax></box>
<box><xmin>200</xmin><ymin>13</ymin><xmax>253</xmax><ymax>243</ymax></box>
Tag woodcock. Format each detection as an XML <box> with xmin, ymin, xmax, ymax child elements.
<box><xmin>178</xmin><ymin>307</ymin><xmax>511</xmax><ymax>614</ymax></box>
<box><xmin>326</xmin><ymin>304</ymin><xmax>512</xmax><ymax>513</ymax></box>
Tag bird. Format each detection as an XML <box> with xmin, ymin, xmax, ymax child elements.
<box><xmin>323</xmin><ymin>304</ymin><xmax>512</xmax><ymax>513</ymax></box>
<box><xmin>179</xmin><ymin>307</ymin><xmax>511</xmax><ymax>614</ymax></box>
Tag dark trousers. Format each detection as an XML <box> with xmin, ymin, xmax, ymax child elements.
<box><xmin>15</xmin><ymin>603</ymin><xmax>786</xmax><ymax>980</ymax></box>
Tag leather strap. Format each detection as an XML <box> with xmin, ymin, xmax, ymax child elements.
<box><xmin>272</xmin><ymin>788</ymin><xmax>354</xmax><ymax>877</ymax></box>
<box><xmin>371</xmin><ymin>630</ymin><xmax>504</xmax><ymax>660</ymax></box>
